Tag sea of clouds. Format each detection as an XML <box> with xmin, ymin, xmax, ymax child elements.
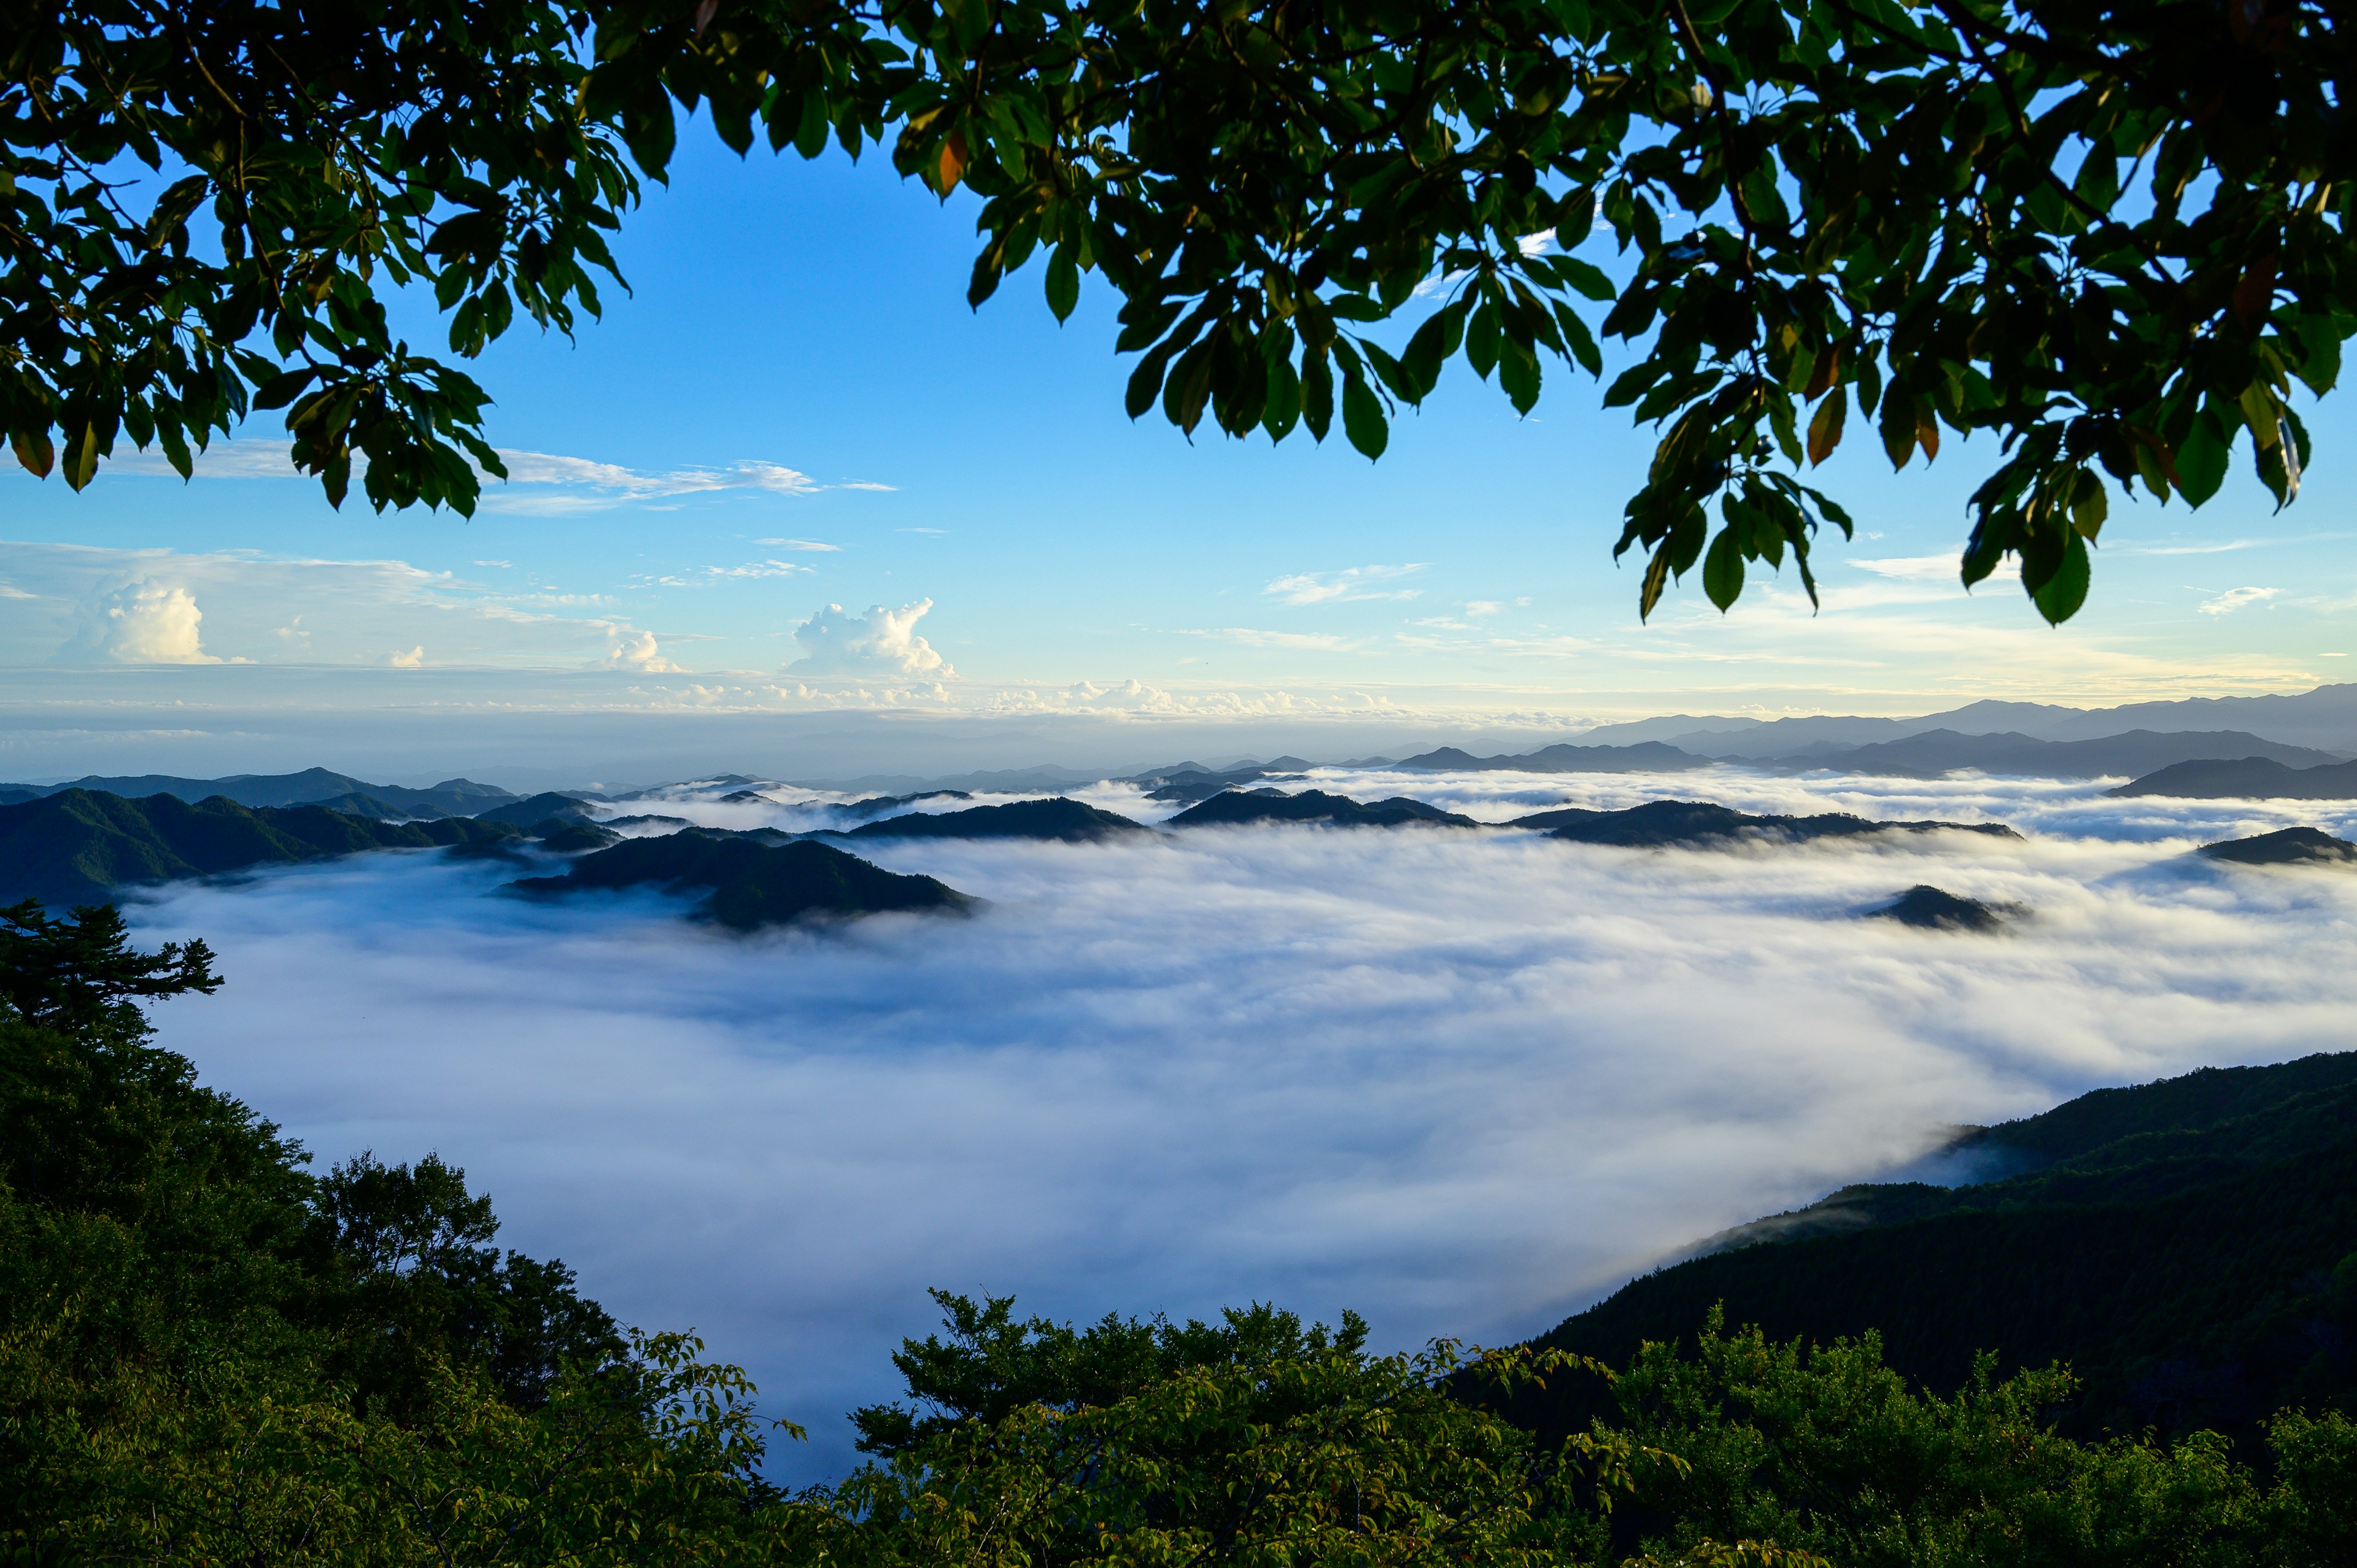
<box><xmin>125</xmin><ymin>766</ymin><xmax>2357</xmax><ymax>1479</ymax></box>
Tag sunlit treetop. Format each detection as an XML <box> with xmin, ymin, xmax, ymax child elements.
<box><xmin>4</xmin><ymin>0</ymin><xmax>2345</xmax><ymax>622</ymax></box>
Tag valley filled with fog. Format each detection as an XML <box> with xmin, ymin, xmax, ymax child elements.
<box><xmin>122</xmin><ymin>765</ymin><xmax>2357</xmax><ymax>1478</ymax></box>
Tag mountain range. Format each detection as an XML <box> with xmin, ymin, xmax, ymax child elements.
<box><xmin>0</xmin><ymin>768</ymin><xmax>521</xmax><ymax>816</ymax></box>
<box><xmin>0</xmin><ymin>789</ymin><xmax>531</xmax><ymax>908</ymax></box>
<box><xmin>1574</xmin><ymin>682</ymin><xmax>2357</xmax><ymax>755</ymax></box>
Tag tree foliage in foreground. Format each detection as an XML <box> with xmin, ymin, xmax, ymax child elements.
<box><xmin>9</xmin><ymin>905</ymin><xmax>2357</xmax><ymax>1563</ymax></box>
<box><xmin>7</xmin><ymin>1</ymin><xmax>2349</xmax><ymax>621</ymax></box>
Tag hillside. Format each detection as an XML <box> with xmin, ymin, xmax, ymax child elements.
<box><xmin>1167</xmin><ymin>789</ymin><xmax>1478</xmax><ymax>829</ymax></box>
<box><xmin>2113</xmin><ymin>756</ymin><xmax>2357</xmax><ymax>800</ymax></box>
<box><xmin>1515</xmin><ymin>799</ymin><xmax>2020</xmax><ymax>847</ymax></box>
<box><xmin>0</xmin><ymin>790</ymin><xmax>524</xmax><ymax>906</ymax></box>
<box><xmin>0</xmin><ymin>767</ymin><xmax>519</xmax><ymax>814</ymax></box>
<box><xmin>1510</xmin><ymin>1052</ymin><xmax>2357</xmax><ymax>1446</ymax></box>
<box><xmin>846</xmin><ymin>798</ymin><xmax>1150</xmax><ymax>843</ymax></box>
<box><xmin>508</xmin><ymin>830</ymin><xmax>974</xmax><ymax>930</ymax></box>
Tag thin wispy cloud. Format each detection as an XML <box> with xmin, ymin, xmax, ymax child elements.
<box><xmin>1264</xmin><ymin>564</ymin><xmax>1430</xmax><ymax>606</ymax></box>
<box><xmin>85</xmin><ymin>438</ymin><xmax>892</xmax><ymax>512</ymax></box>
<box><xmin>1200</xmin><ymin>628</ymin><xmax>1366</xmax><ymax>651</ymax></box>
<box><xmin>755</xmin><ymin>539</ymin><xmax>843</xmax><ymax>552</ymax></box>
<box><xmin>2197</xmin><ymin>585</ymin><xmax>2280</xmax><ymax>615</ymax></box>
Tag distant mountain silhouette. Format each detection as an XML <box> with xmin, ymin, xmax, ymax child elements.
<box><xmin>472</xmin><ymin>792</ymin><xmax>599</xmax><ymax>827</ymax></box>
<box><xmin>0</xmin><ymin>768</ymin><xmax>519</xmax><ymax>814</ymax></box>
<box><xmin>509</xmin><ymin>829</ymin><xmax>972</xmax><ymax>930</ymax></box>
<box><xmin>1512</xmin><ymin>800</ymin><xmax>2019</xmax><ymax>846</ymax></box>
<box><xmin>2111</xmin><ymin>755</ymin><xmax>2357</xmax><ymax>799</ymax></box>
<box><xmin>1869</xmin><ymin>885</ymin><xmax>2014</xmax><ymax>931</ymax></box>
<box><xmin>1804</xmin><ymin>728</ymin><xmax>2342</xmax><ymax>779</ymax></box>
<box><xmin>846</xmin><ymin>798</ymin><xmax>1150</xmax><ymax>843</ymax></box>
<box><xmin>2198</xmin><ymin>826</ymin><xmax>2357</xmax><ymax>865</ymax></box>
<box><xmin>0</xmin><ymin>789</ymin><xmax>525</xmax><ymax>906</ymax></box>
<box><xmin>1167</xmin><ymin>789</ymin><xmax>1479</xmax><ymax>828</ymax></box>
<box><xmin>1392</xmin><ymin>741</ymin><xmax>1710</xmax><ymax>772</ymax></box>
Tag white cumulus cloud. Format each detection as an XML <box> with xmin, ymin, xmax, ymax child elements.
<box><xmin>605</xmin><ymin>628</ymin><xmax>681</xmax><ymax>673</ymax></box>
<box><xmin>91</xmin><ymin>581</ymin><xmax>221</xmax><ymax>664</ymax></box>
<box><xmin>789</xmin><ymin>600</ymin><xmax>953</xmax><ymax>678</ymax></box>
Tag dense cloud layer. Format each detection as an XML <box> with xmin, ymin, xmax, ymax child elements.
<box><xmin>125</xmin><ymin>769</ymin><xmax>2357</xmax><ymax>1478</ymax></box>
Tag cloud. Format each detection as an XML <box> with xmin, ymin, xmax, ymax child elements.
<box><xmin>3</xmin><ymin>540</ymin><xmax>677</xmax><ymax>672</ymax></box>
<box><xmin>605</xmin><ymin>628</ymin><xmax>680</xmax><ymax>673</ymax></box>
<box><xmin>1201</xmin><ymin>628</ymin><xmax>1366</xmax><ymax>651</ymax></box>
<box><xmin>754</xmin><ymin>539</ymin><xmax>843</xmax><ymax>552</ymax></box>
<box><xmin>1265</xmin><ymin>564</ymin><xmax>1429</xmax><ymax>606</ymax></box>
<box><xmin>2197</xmin><ymin>585</ymin><xmax>2279</xmax><ymax>615</ymax></box>
<box><xmin>790</xmin><ymin>599</ymin><xmax>953</xmax><ymax>676</ymax></box>
<box><xmin>389</xmin><ymin>646</ymin><xmax>425</xmax><ymax>668</ymax></box>
<box><xmin>123</xmin><ymin>768</ymin><xmax>2357</xmax><ymax>1485</ymax></box>
<box><xmin>85</xmin><ymin>438</ymin><xmax>890</xmax><ymax>512</ymax></box>
<box><xmin>705</xmin><ymin>561</ymin><xmax>814</xmax><ymax>579</ymax></box>
<box><xmin>89</xmin><ymin>581</ymin><xmax>222</xmax><ymax>664</ymax></box>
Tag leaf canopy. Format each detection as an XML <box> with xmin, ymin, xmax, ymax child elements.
<box><xmin>6</xmin><ymin>0</ymin><xmax>2347</xmax><ymax>620</ymax></box>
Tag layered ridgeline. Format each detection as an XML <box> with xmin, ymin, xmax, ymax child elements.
<box><xmin>1513</xmin><ymin>1052</ymin><xmax>2357</xmax><ymax>1448</ymax></box>
<box><xmin>0</xmin><ymin>789</ymin><xmax>530</xmax><ymax>907</ymax></box>
<box><xmin>0</xmin><ymin>767</ymin><xmax>522</xmax><ymax>816</ymax></box>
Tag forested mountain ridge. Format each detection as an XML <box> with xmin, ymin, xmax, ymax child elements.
<box><xmin>510</xmin><ymin>829</ymin><xmax>975</xmax><ymax>930</ymax></box>
<box><xmin>1513</xmin><ymin>1052</ymin><xmax>2357</xmax><ymax>1449</ymax></box>
<box><xmin>0</xmin><ymin>789</ymin><xmax>529</xmax><ymax>907</ymax></box>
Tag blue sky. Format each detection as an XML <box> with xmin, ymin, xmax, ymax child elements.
<box><xmin>4</xmin><ymin>126</ymin><xmax>2354</xmax><ymax>777</ymax></box>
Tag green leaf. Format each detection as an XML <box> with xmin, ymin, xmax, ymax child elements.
<box><xmin>2030</xmin><ymin>530</ymin><xmax>2090</xmax><ymax>624</ymax></box>
<box><xmin>253</xmin><ymin>368</ymin><xmax>321</xmax><ymax>411</ymax></box>
<box><xmin>1302</xmin><ymin>352</ymin><xmax>1334</xmax><ymax>442</ymax></box>
<box><xmin>63</xmin><ymin>423</ymin><xmax>100</xmax><ymax>490</ymax></box>
<box><xmin>1341</xmin><ymin>369</ymin><xmax>1388</xmax><ymax>458</ymax></box>
<box><xmin>1045</xmin><ymin>249</ymin><xmax>1080</xmax><ymax>323</ymax></box>
<box><xmin>1555</xmin><ymin>255</ymin><xmax>1615</xmax><ymax>303</ymax></box>
<box><xmin>1701</xmin><ymin>525</ymin><xmax>1745</xmax><ymax>611</ymax></box>
<box><xmin>1807</xmin><ymin>388</ymin><xmax>1846</xmax><ymax>466</ymax></box>
<box><xmin>10</xmin><ymin>427</ymin><xmax>55</xmax><ymax>479</ymax></box>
